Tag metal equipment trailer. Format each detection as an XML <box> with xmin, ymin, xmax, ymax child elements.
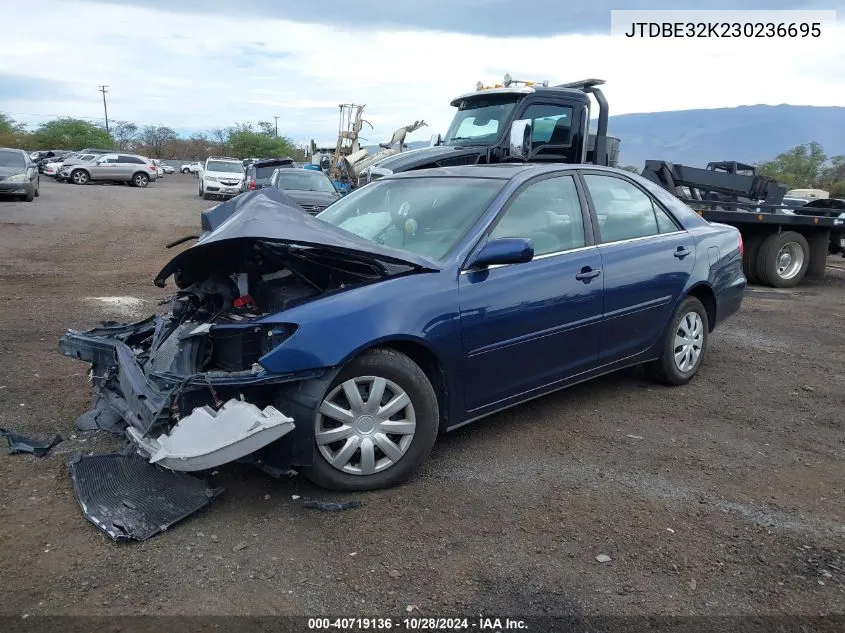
<box><xmin>640</xmin><ymin>160</ymin><xmax>845</xmax><ymax>287</ymax></box>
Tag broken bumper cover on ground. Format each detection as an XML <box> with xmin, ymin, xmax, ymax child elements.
<box><xmin>58</xmin><ymin>319</ymin><xmax>320</xmax><ymax>472</ymax></box>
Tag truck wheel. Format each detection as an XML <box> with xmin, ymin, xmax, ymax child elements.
<box><xmin>756</xmin><ymin>231</ymin><xmax>809</xmax><ymax>288</ymax></box>
<box><xmin>741</xmin><ymin>233</ymin><xmax>765</xmax><ymax>284</ymax></box>
<box><xmin>648</xmin><ymin>296</ymin><xmax>709</xmax><ymax>386</ymax></box>
<box><xmin>300</xmin><ymin>348</ymin><xmax>439</xmax><ymax>492</ymax></box>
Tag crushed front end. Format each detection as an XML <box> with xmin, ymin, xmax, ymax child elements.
<box><xmin>59</xmin><ymin>270</ymin><xmax>328</xmax><ymax>473</ymax></box>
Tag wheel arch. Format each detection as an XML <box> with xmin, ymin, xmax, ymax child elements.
<box><xmin>342</xmin><ymin>337</ymin><xmax>450</xmax><ymax>431</ymax></box>
<box><xmin>685</xmin><ymin>282</ymin><xmax>717</xmax><ymax>332</ymax></box>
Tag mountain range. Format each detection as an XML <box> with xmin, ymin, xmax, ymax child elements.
<box><xmin>366</xmin><ymin>105</ymin><xmax>845</xmax><ymax>169</ymax></box>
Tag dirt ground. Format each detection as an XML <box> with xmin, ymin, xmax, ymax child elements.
<box><xmin>0</xmin><ymin>175</ymin><xmax>843</xmax><ymax>619</ymax></box>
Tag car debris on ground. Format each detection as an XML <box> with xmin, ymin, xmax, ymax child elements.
<box><xmin>0</xmin><ymin>427</ymin><xmax>63</xmax><ymax>457</ymax></box>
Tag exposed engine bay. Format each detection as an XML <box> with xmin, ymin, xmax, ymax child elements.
<box><xmin>152</xmin><ymin>241</ymin><xmax>387</xmax><ymax>376</ymax></box>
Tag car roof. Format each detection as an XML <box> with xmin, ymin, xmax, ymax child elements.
<box><xmin>254</xmin><ymin>157</ymin><xmax>296</xmax><ymax>166</ymax></box>
<box><xmin>386</xmin><ymin>163</ymin><xmax>624</xmax><ymax>181</ymax></box>
<box><xmin>0</xmin><ymin>147</ymin><xmax>27</xmax><ymax>154</ymax></box>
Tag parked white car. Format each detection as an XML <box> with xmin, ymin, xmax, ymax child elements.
<box><xmin>181</xmin><ymin>162</ymin><xmax>201</xmax><ymax>175</ymax></box>
<box><xmin>162</xmin><ymin>164</ymin><xmax>175</xmax><ymax>174</ymax></box>
<box><xmin>198</xmin><ymin>156</ymin><xmax>245</xmax><ymax>200</ymax></box>
<box><xmin>42</xmin><ymin>157</ymin><xmax>67</xmax><ymax>177</ymax></box>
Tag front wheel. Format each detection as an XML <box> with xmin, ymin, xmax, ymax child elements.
<box><xmin>649</xmin><ymin>296</ymin><xmax>709</xmax><ymax>386</ymax></box>
<box><xmin>132</xmin><ymin>172</ymin><xmax>149</xmax><ymax>187</ymax></box>
<box><xmin>71</xmin><ymin>169</ymin><xmax>89</xmax><ymax>185</ymax></box>
<box><xmin>300</xmin><ymin>348</ymin><xmax>439</xmax><ymax>491</ymax></box>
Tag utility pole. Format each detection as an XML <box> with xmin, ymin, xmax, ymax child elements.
<box><xmin>273</xmin><ymin>116</ymin><xmax>279</xmax><ymax>137</ymax></box>
<box><xmin>99</xmin><ymin>85</ymin><xmax>110</xmax><ymax>135</ymax></box>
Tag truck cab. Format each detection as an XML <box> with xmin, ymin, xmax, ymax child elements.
<box><xmin>358</xmin><ymin>75</ymin><xmax>619</xmax><ymax>186</ymax></box>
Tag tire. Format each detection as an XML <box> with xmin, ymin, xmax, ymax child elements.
<box><xmin>132</xmin><ymin>172</ymin><xmax>149</xmax><ymax>188</ymax></box>
<box><xmin>649</xmin><ymin>296</ymin><xmax>709</xmax><ymax>386</ymax></box>
<box><xmin>34</xmin><ymin>179</ymin><xmax>40</xmax><ymax>197</ymax></box>
<box><xmin>755</xmin><ymin>231</ymin><xmax>809</xmax><ymax>288</ymax></box>
<box><xmin>300</xmin><ymin>348</ymin><xmax>439</xmax><ymax>492</ymax></box>
<box><xmin>182</xmin><ymin>168</ymin><xmax>189</xmax><ymax>174</ymax></box>
<box><xmin>24</xmin><ymin>189</ymin><xmax>34</xmax><ymax>202</ymax></box>
<box><xmin>71</xmin><ymin>169</ymin><xmax>89</xmax><ymax>185</ymax></box>
<box><xmin>741</xmin><ymin>232</ymin><xmax>765</xmax><ymax>284</ymax></box>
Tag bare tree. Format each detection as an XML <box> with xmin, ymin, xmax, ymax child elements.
<box><xmin>111</xmin><ymin>121</ymin><xmax>139</xmax><ymax>150</ymax></box>
<box><xmin>139</xmin><ymin>125</ymin><xmax>177</xmax><ymax>159</ymax></box>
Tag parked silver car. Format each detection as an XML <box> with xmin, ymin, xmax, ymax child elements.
<box><xmin>0</xmin><ymin>148</ymin><xmax>40</xmax><ymax>202</ymax></box>
<box><xmin>63</xmin><ymin>153</ymin><xmax>159</xmax><ymax>187</ymax></box>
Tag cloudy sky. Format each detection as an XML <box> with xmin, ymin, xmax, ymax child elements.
<box><xmin>1</xmin><ymin>0</ymin><xmax>843</xmax><ymax>147</ymax></box>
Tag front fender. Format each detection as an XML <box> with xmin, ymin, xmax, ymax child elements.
<box><xmin>256</xmin><ymin>271</ymin><xmax>460</xmax><ymax>374</ymax></box>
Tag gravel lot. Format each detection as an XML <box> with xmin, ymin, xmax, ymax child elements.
<box><xmin>0</xmin><ymin>175</ymin><xmax>843</xmax><ymax>618</ymax></box>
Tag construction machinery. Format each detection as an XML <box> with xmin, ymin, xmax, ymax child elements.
<box><xmin>304</xmin><ymin>104</ymin><xmax>429</xmax><ymax>191</ymax></box>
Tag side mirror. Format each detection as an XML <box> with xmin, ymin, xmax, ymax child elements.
<box><xmin>430</xmin><ymin>133</ymin><xmax>442</xmax><ymax>147</ymax></box>
<box><xmin>467</xmin><ymin>237</ymin><xmax>534</xmax><ymax>269</ymax></box>
<box><xmin>509</xmin><ymin>119</ymin><xmax>533</xmax><ymax>160</ymax></box>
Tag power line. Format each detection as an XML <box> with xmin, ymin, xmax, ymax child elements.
<box><xmin>99</xmin><ymin>85</ymin><xmax>110</xmax><ymax>134</ymax></box>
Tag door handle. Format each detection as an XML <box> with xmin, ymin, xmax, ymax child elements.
<box><xmin>575</xmin><ymin>267</ymin><xmax>601</xmax><ymax>281</ymax></box>
<box><xmin>674</xmin><ymin>247</ymin><xmax>692</xmax><ymax>258</ymax></box>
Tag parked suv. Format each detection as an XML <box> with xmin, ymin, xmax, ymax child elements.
<box><xmin>242</xmin><ymin>156</ymin><xmax>297</xmax><ymax>192</ymax></box>
<box><xmin>198</xmin><ymin>156</ymin><xmax>244</xmax><ymax>199</ymax></box>
<box><xmin>65</xmin><ymin>153</ymin><xmax>159</xmax><ymax>187</ymax></box>
<box><xmin>57</xmin><ymin>153</ymin><xmax>99</xmax><ymax>182</ymax></box>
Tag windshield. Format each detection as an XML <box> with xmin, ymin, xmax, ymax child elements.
<box><xmin>0</xmin><ymin>150</ymin><xmax>26</xmax><ymax>169</ymax></box>
<box><xmin>206</xmin><ymin>160</ymin><xmax>244</xmax><ymax>174</ymax></box>
<box><xmin>316</xmin><ymin>177</ymin><xmax>505</xmax><ymax>260</ymax></box>
<box><xmin>273</xmin><ymin>170</ymin><xmax>337</xmax><ymax>193</ymax></box>
<box><xmin>443</xmin><ymin>95</ymin><xmax>519</xmax><ymax>146</ymax></box>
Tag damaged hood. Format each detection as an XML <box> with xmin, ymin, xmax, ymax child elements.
<box><xmin>156</xmin><ymin>189</ymin><xmax>441</xmax><ymax>287</ymax></box>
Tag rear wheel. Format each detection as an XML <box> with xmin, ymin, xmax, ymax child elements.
<box><xmin>756</xmin><ymin>231</ymin><xmax>809</xmax><ymax>288</ymax></box>
<box><xmin>300</xmin><ymin>348</ymin><xmax>439</xmax><ymax>491</ymax></box>
<box><xmin>132</xmin><ymin>172</ymin><xmax>149</xmax><ymax>188</ymax></box>
<box><xmin>649</xmin><ymin>296</ymin><xmax>709</xmax><ymax>386</ymax></box>
<box><xmin>741</xmin><ymin>233</ymin><xmax>765</xmax><ymax>284</ymax></box>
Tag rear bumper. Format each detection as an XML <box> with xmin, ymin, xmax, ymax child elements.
<box><xmin>715</xmin><ymin>274</ymin><xmax>746</xmax><ymax>327</ymax></box>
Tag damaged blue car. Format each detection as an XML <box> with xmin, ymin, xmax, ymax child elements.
<box><xmin>59</xmin><ymin>164</ymin><xmax>745</xmax><ymax>491</ymax></box>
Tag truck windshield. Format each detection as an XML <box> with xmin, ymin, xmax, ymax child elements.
<box><xmin>443</xmin><ymin>95</ymin><xmax>519</xmax><ymax>146</ymax></box>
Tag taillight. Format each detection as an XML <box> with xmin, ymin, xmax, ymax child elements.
<box><xmin>148</xmin><ymin>165</ymin><xmax>156</xmax><ymax>171</ymax></box>
<box><xmin>248</xmin><ymin>177</ymin><xmax>256</xmax><ymax>190</ymax></box>
<box><xmin>738</xmin><ymin>234</ymin><xmax>744</xmax><ymax>257</ymax></box>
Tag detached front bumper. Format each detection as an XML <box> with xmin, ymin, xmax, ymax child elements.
<box><xmin>58</xmin><ymin>320</ymin><xmax>318</xmax><ymax>472</ymax></box>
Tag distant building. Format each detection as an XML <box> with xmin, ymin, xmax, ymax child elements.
<box><xmin>786</xmin><ymin>188</ymin><xmax>829</xmax><ymax>199</ymax></box>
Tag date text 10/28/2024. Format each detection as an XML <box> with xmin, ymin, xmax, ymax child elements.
<box><xmin>308</xmin><ymin>617</ymin><xmax>528</xmax><ymax>631</ymax></box>
<box><xmin>623</xmin><ymin>21</ymin><xmax>822</xmax><ymax>38</ymax></box>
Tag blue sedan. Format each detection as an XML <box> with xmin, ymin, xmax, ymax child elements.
<box><xmin>60</xmin><ymin>163</ymin><xmax>746</xmax><ymax>492</ymax></box>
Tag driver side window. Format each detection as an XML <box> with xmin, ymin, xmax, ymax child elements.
<box><xmin>522</xmin><ymin>104</ymin><xmax>574</xmax><ymax>149</ymax></box>
<box><xmin>489</xmin><ymin>175</ymin><xmax>586</xmax><ymax>256</ymax></box>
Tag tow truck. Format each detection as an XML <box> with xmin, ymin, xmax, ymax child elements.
<box><xmin>358</xmin><ymin>74</ymin><xmax>843</xmax><ymax>287</ymax></box>
<box><xmin>357</xmin><ymin>74</ymin><xmax>621</xmax><ymax>186</ymax></box>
